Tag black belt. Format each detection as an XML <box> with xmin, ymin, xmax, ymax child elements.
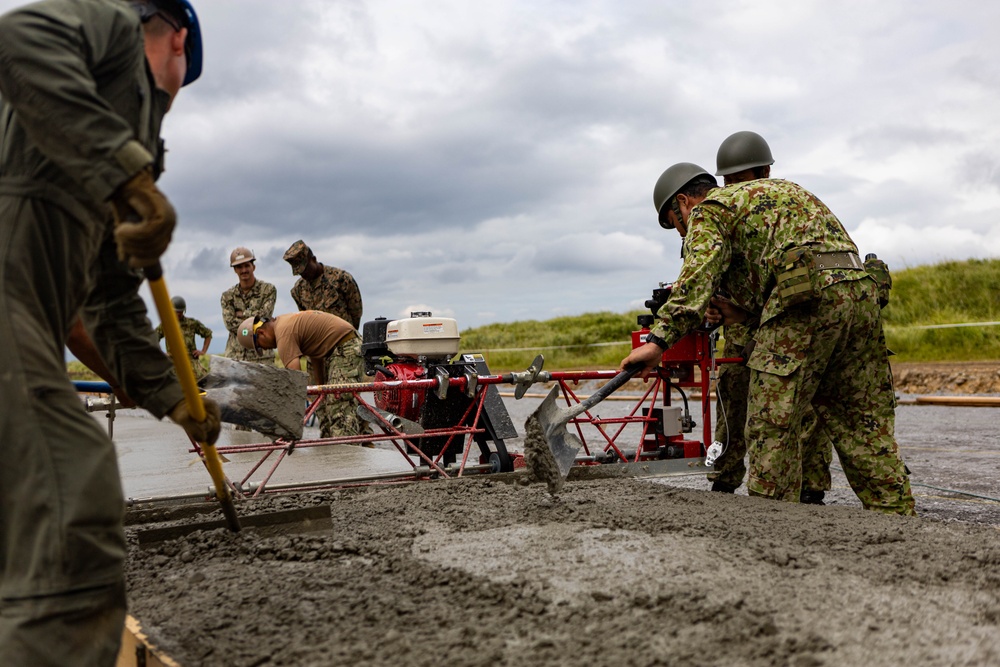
<box><xmin>814</xmin><ymin>251</ymin><xmax>863</xmax><ymax>270</ymax></box>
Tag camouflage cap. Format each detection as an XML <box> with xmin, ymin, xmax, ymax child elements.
<box><xmin>282</xmin><ymin>239</ymin><xmax>312</xmax><ymax>275</ymax></box>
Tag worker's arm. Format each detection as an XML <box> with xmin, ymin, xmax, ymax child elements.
<box><xmin>221</xmin><ymin>290</ymin><xmax>244</xmax><ymax>335</ymax></box>
<box><xmin>706</xmin><ymin>295</ymin><xmax>750</xmax><ymax>327</ymax></box>
<box><xmin>345</xmin><ymin>275</ymin><xmax>363</xmax><ymax>329</ymax></box>
<box><xmin>647</xmin><ymin>203</ymin><xmax>731</xmax><ymax>348</ymax></box>
<box><xmin>310</xmin><ymin>357</ymin><xmax>326</xmax><ymax>386</ymax></box>
<box><xmin>193</xmin><ymin>320</ymin><xmax>212</xmax><ymax>357</ymax></box>
<box><xmin>261</xmin><ymin>283</ymin><xmax>277</xmax><ymax>319</ymax></box>
<box><xmin>66</xmin><ymin>317</ymin><xmax>136</xmax><ymax>408</ymax></box>
<box><xmin>79</xmin><ymin>235</ymin><xmax>183</xmax><ymax>420</ymax></box>
<box><xmin>290</xmin><ymin>282</ymin><xmax>306</xmax><ymax>312</ymax></box>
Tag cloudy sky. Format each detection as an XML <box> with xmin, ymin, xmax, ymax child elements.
<box><xmin>11</xmin><ymin>0</ymin><xmax>1000</xmax><ymax>353</ymax></box>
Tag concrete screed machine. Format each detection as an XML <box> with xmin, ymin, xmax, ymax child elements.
<box><xmin>108</xmin><ymin>287</ymin><xmax>734</xmax><ymax>501</ymax></box>
<box><xmin>342</xmin><ymin>284</ymin><xmax>734</xmax><ymax>487</ymax></box>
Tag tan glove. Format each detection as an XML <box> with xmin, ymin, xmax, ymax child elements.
<box><xmin>110</xmin><ymin>168</ymin><xmax>176</xmax><ymax>269</ymax></box>
<box><xmin>169</xmin><ymin>397</ymin><xmax>222</xmax><ymax>445</ymax></box>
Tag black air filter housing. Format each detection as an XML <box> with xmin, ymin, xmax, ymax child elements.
<box><xmin>361</xmin><ymin>317</ymin><xmax>390</xmax><ymax>360</ymax></box>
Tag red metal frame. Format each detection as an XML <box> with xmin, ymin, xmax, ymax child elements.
<box><xmin>185</xmin><ymin>328</ymin><xmax>736</xmax><ymax>498</ymax></box>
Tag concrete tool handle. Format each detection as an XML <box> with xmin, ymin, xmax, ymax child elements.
<box><xmin>146</xmin><ymin>262</ymin><xmax>241</xmax><ymax>533</ymax></box>
<box><xmin>568</xmin><ymin>362</ymin><xmax>645</xmax><ymax>419</ymax></box>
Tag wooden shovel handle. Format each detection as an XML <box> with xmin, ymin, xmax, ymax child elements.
<box><xmin>146</xmin><ymin>262</ymin><xmax>240</xmax><ymax>532</ymax></box>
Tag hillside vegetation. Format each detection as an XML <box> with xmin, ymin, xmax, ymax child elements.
<box><xmin>66</xmin><ymin>258</ymin><xmax>999</xmax><ymax>379</ymax></box>
<box><xmin>460</xmin><ymin>258</ymin><xmax>1000</xmax><ymax>372</ymax></box>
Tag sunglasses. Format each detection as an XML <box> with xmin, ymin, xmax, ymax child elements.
<box><xmin>131</xmin><ymin>3</ymin><xmax>193</xmax><ymax>59</ymax></box>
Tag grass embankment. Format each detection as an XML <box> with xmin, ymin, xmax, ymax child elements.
<box><xmin>881</xmin><ymin>258</ymin><xmax>1000</xmax><ymax>361</ymax></box>
<box><xmin>459</xmin><ymin>258</ymin><xmax>1000</xmax><ymax>372</ymax></box>
<box><xmin>65</xmin><ymin>259</ymin><xmax>999</xmax><ymax>378</ymax></box>
<box><xmin>67</xmin><ymin>357</ymin><xmax>211</xmax><ymax>382</ymax></box>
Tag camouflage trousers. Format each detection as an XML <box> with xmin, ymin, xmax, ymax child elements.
<box><xmin>744</xmin><ymin>278</ymin><xmax>915</xmax><ymax>515</ymax></box>
<box><xmin>319</xmin><ymin>335</ymin><xmax>366</xmax><ymax>439</ymax></box>
<box><xmin>707</xmin><ymin>337</ymin><xmax>749</xmax><ymax>489</ymax></box>
<box><xmin>709</xmin><ymin>336</ymin><xmax>831</xmax><ymax>494</ymax></box>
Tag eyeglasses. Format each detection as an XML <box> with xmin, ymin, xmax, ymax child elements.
<box><xmin>130</xmin><ymin>3</ymin><xmax>192</xmax><ymax>58</ymax></box>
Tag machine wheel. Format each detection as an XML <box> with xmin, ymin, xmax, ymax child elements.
<box><xmin>479</xmin><ymin>436</ymin><xmax>514</xmax><ymax>473</ymax></box>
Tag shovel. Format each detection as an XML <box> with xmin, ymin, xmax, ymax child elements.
<box><xmin>146</xmin><ymin>262</ymin><xmax>241</xmax><ymax>533</ymax></box>
<box><xmin>524</xmin><ymin>362</ymin><xmax>645</xmax><ymax>494</ymax></box>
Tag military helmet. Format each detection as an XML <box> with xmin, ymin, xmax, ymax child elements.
<box><xmin>652</xmin><ymin>163</ymin><xmax>715</xmax><ymax>229</ymax></box>
<box><xmin>715</xmin><ymin>131</ymin><xmax>774</xmax><ymax>176</ymax></box>
<box><xmin>229</xmin><ymin>247</ymin><xmax>255</xmax><ymax>267</ymax></box>
<box><xmin>237</xmin><ymin>315</ymin><xmax>265</xmax><ymax>353</ymax></box>
<box><xmin>171</xmin><ymin>296</ymin><xmax>186</xmax><ymax>313</ymax></box>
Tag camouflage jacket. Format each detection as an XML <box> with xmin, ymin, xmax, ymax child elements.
<box><xmin>650</xmin><ymin>179</ymin><xmax>865</xmax><ymax>347</ymax></box>
<box><xmin>155</xmin><ymin>316</ymin><xmax>212</xmax><ymax>359</ymax></box>
<box><xmin>290</xmin><ymin>264</ymin><xmax>363</xmax><ymax>329</ymax></box>
<box><xmin>221</xmin><ymin>280</ymin><xmax>277</xmax><ymax>360</ymax></box>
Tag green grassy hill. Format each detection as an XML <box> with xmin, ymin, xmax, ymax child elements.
<box><xmin>66</xmin><ymin>258</ymin><xmax>999</xmax><ymax>379</ymax></box>
<box><xmin>881</xmin><ymin>258</ymin><xmax>1000</xmax><ymax>361</ymax></box>
<box><xmin>459</xmin><ymin>258</ymin><xmax>1000</xmax><ymax>371</ymax></box>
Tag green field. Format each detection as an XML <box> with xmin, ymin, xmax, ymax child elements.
<box><xmin>66</xmin><ymin>258</ymin><xmax>999</xmax><ymax>378</ymax></box>
<box><xmin>459</xmin><ymin>258</ymin><xmax>1000</xmax><ymax>372</ymax></box>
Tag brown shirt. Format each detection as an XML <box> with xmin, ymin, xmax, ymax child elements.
<box><xmin>274</xmin><ymin>310</ymin><xmax>354</xmax><ymax>370</ymax></box>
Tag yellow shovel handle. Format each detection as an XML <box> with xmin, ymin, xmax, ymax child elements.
<box><xmin>146</xmin><ymin>263</ymin><xmax>240</xmax><ymax>532</ymax></box>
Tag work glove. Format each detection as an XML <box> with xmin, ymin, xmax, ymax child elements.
<box><xmin>110</xmin><ymin>168</ymin><xmax>176</xmax><ymax>269</ymax></box>
<box><xmin>169</xmin><ymin>397</ymin><xmax>222</xmax><ymax>445</ymax></box>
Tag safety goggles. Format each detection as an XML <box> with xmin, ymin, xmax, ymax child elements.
<box><xmin>251</xmin><ymin>318</ymin><xmax>266</xmax><ymax>353</ymax></box>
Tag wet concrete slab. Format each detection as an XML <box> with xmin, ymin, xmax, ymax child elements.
<box><xmin>106</xmin><ymin>412</ymin><xmax>412</xmax><ymax>500</ymax></box>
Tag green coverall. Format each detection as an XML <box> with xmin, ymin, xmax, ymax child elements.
<box><xmin>0</xmin><ymin>1</ymin><xmax>184</xmax><ymax>664</ymax></box>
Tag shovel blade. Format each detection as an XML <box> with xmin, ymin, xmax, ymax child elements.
<box><xmin>523</xmin><ymin>385</ymin><xmax>581</xmax><ymax>494</ymax></box>
<box><xmin>536</xmin><ymin>385</ymin><xmax>582</xmax><ymax>478</ymax></box>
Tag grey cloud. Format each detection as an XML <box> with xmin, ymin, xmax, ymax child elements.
<box><xmin>847</xmin><ymin>125</ymin><xmax>966</xmax><ymax>159</ymax></box>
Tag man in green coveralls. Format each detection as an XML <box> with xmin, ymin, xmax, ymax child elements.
<box><xmin>0</xmin><ymin>1</ymin><xmax>221</xmax><ymax>664</ymax></box>
<box><xmin>155</xmin><ymin>295</ymin><xmax>212</xmax><ymax>379</ymax></box>
<box><xmin>621</xmin><ymin>163</ymin><xmax>914</xmax><ymax>515</ymax></box>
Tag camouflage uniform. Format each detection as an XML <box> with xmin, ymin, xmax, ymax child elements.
<box><xmin>284</xmin><ymin>240</ymin><xmax>363</xmax><ymax>329</ymax></box>
<box><xmin>708</xmin><ymin>323</ymin><xmax>751</xmax><ymax>490</ymax></box>
<box><xmin>319</xmin><ymin>335</ymin><xmax>366</xmax><ymax>438</ymax></box>
<box><xmin>155</xmin><ymin>316</ymin><xmax>212</xmax><ymax>379</ymax></box>
<box><xmin>710</xmin><ymin>319</ymin><xmax>830</xmax><ymax>497</ymax></box>
<box><xmin>0</xmin><ymin>2</ymin><xmax>187</xmax><ymax>663</ymax></box>
<box><xmin>221</xmin><ymin>280</ymin><xmax>276</xmax><ymax>362</ymax></box>
<box><xmin>649</xmin><ymin>179</ymin><xmax>914</xmax><ymax>515</ymax></box>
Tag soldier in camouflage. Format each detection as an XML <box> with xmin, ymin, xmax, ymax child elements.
<box><xmin>283</xmin><ymin>239</ymin><xmax>363</xmax><ymax>329</ymax></box>
<box><xmin>238</xmin><ymin>311</ymin><xmax>368</xmax><ymax>440</ymax></box>
<box><xmin>706</xmin><ymin>131</ymin><xmax>827</xmax><ymax>505</ymax></box>
<box><xmin>622</xmin><ymin>163</ymin><xmax>915</xmax><ymax>516</ymax></box>
<box><xmin>156</xmin><ymin>296</ymin><xmax>212</xmax><ymax>379</ymax></box>
<box><xmin>221</xmin><ymin>246</ymin><xmax>277</xmax><ymax>362</ymax></box>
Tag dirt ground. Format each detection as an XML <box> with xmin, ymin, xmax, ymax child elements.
<box><xmin>121</xmin><ymin>361</ymin><xmax>1000</xmax><ymax>667</ymax></box>
<box><xmin>892</xmin><ymin>360</ymin><xmax>1000</xmax><ymax>395</ymax></box>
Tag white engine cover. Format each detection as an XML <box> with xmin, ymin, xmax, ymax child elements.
<box><xmin>385</xmin><ymin>316</ymin><xmax>460</xmax><ymax>358</ymax></box>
